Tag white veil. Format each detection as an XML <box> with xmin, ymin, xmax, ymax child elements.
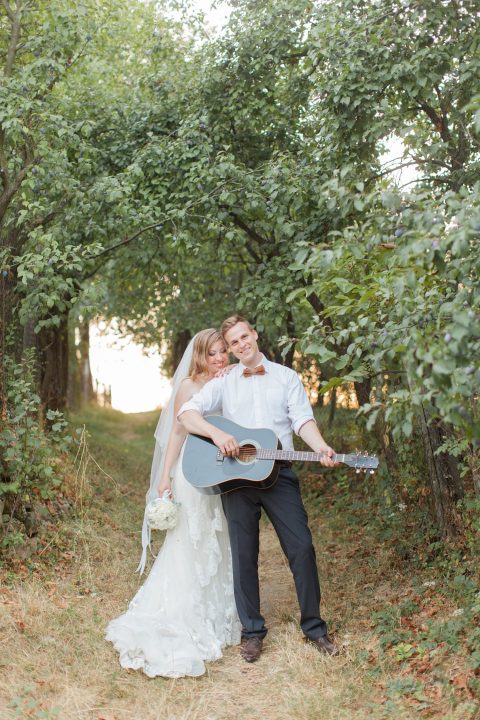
<box><xmin>136</xmin><ymin>335</ymin><xmax>197</xmax><ymax>574</ymax></box>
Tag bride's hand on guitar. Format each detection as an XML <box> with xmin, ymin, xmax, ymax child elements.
<box><xmin>211</xmin><ymin>428</ymin><xmax>240</xmax><ymax>457</ymax></box>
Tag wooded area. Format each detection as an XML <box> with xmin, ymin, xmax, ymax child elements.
<box><xmin>0</xmin><ymin>0</ymin><xmax>480</xmax><ymax>720</ymax></box>
<box><xmin>0</xmin><ymin>0</ymin><xmax>479</xmax><ymax>714</ymax></box>
<box><xmin>2</xmin><ymin>0</ymin><xmax>479</xmax><ymax>547</ymax></box>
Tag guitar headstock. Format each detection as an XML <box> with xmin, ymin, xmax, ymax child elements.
<box><xmin>344</xmin><ymin>452</ymin><xmax>379</xmax><ymax>474</ymax></box>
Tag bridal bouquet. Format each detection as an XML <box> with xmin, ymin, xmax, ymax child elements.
<box><xmin>145</xmin><ymin>491</ymin><xmax>180</xmax><ymax>530</ymax></box>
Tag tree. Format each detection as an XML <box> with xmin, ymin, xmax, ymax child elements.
<box><xmin>0</xmin><ymin>0</ymin><xmax>185</xmax><ymax>410</ymax></box>
<box><xmin>0</xmin><ymin>0</ymin><xmax>192</xmax><ymax>545</ymax></box>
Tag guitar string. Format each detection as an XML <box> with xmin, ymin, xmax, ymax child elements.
<box><xmin>231</xmin><ymin>449</ymin><xmax>375</xmax><ymax>465</ymax></box>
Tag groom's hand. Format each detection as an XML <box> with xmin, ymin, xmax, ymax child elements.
<box><xmin>211</xmin><ymin>428</ymin><xmax>240</xmax><ymax>457</ymax></box>
<box><xmin>316</xmin><ymin>444</ymin><xmax>339</xmax><ymax>468</ymax></box>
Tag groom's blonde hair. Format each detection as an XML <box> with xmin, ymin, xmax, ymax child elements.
<box><xmin>220</xmin><ymin>315</ymin><xmax>254</xmax><ymax>340</ymax></box>
<box><xmin>189</xmin><ymin>329</ymin><xmax>224</xmax><ymax>380</ymax></box>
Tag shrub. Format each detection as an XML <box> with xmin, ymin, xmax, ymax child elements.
<box><xmin>0</xmin><ymin>351</ymin><xmax>70</xmax><ymax>549</ymax></box>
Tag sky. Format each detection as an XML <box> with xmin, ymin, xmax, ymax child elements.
<box><xmin>89</xmin><ymin>322</ymin><xmax>172</xmax><ymax>413</ymax></box>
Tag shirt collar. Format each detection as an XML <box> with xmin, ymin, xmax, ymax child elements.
<box><xmin>238</xmin><ymin>353</ymin><xmax>269</xmax><ymax>373</ymax></box>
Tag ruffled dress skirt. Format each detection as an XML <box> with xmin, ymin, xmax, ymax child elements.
<box><xmin>106</xmin><ymin>449</ymin><xmax>241</xmax><ymax>678</ymax></box>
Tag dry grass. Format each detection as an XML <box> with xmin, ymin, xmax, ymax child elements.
<box><xmin>0</xmin><ymin>408</ymin><xmax>478</xmax><ymax>720</ymax></box>
<box><xmin>0</xmin><ymin>523</ymin><xmax>386</xmax><ymax>720</ymax></box>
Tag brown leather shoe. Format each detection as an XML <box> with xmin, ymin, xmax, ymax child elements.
<box><xmin>240</xmin><ymin>636</ymin><xmax>263</xmax><ymax>663</ymax></box>
<box><xmin>307</xmin><ymin>635</ymin><xmax>340</xmax><ymax>657</ymax></box>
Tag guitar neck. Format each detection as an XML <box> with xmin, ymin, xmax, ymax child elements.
<box><xmin>257</xmin><ymin>449</ymin><xmax>348</xmax><ymax>464</ymax></box>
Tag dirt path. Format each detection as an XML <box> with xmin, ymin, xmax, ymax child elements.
<box><xmin>0</xmin><ymin>409</ymin><xmax>476</xmax><ymax>720</ymax></box>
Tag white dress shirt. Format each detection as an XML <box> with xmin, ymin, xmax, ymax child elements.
<box><xmin>178</xmin><ymin>355</ymin><xmax>314</xmax><ymax>450</ymax></box>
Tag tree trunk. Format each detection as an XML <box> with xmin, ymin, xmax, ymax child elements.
<box><xmin>284</xmin><ymin>310</ymin><xmax>296</xmax><ymax>369</ymax></box>
<box><xmin>467</xmin><ymin>448</ymin><xmax>480</xmax><ymax>496</ymax></box>
<box><xmin>354</xmin><ymin>379</ymin><xmax>372</xmax><ymax>406</ymax></box>
<box><xmin>172</xmin><ymin>330</ymin><xmax>191</xmax><ymax>372</ymax></box>
<box><xmin>79</xmin><ymin>320</ymin><xmax>95</xmax><ymax>405</ymax></box>
<box><xmin>419</xmin><ymin>407</ymin><xmax>463</xmax><ymax>538</ymax></box>
<box><xmin>67</xmin><ymin>320</ymin><xmax>81</xmax><ymax>409</ymax></box>
<box><xmin>374</xmin><ymin>411</ymin><xmax>400</xmax><ymax>487</ymax></box>
<box><xmin>21</xmin><ymin>316</ymin><xmax>38</xmax><ymax>356</ymax></box>
<box><xmin>328</xmin><ymin>387</ymin><xmax>337</xmax><ymax>426</ymax></box>
<box><xmin>0</xmin><ymin>270</ymin><xmax>13</xmax><ymax>420</ymax></box>
<box><xmin>38</xmin><ymin>312</ymin><xmax>70</xmax><ymax>413</ymax></box>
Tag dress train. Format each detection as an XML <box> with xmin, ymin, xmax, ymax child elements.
<box><xmin>106</xmin><ymin>448</ymin><xmax>241</xmax><ymax>678</ymax></box>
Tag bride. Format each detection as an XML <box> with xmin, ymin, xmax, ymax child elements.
<box><xmin>106</xmin><ymin>329</ymin><xmax>241</xmax><ymax>678</ymax></box>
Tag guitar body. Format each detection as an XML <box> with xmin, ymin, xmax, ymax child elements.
<box><xmin>182</xmin><ymin>416</ymin><xmax>280</xmax><ymax>495</ymax></box>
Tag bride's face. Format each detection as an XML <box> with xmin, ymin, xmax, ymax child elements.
<box><xmin>206</xmin><ymin>340</ymin><xmax>228</xmax><ymax>376</ymax></box>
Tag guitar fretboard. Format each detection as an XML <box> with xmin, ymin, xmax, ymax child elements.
<box><xmin>255</xmin><ymin>449</ymin><xmax>347</xmax><ymax>463</ymax></box>
<box><xmin>233</xmin><ymin>448</ymin><xmax>377</xmax><ymax>469</ymax></box>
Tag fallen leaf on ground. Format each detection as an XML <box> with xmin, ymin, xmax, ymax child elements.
<box><xmin>451</xmin><ymin>673</ymin><xmax>470</xmax><ymax>690</ymax></box>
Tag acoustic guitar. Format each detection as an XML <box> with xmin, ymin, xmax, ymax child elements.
<box><xmin>183</xmin><ymin>416</ymin><xmax>379</xmax><ymax>495</ymax></box>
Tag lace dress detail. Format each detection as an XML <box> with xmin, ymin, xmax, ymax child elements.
<box><xmin>106</xmin><ymin>446</ymin><xmax>241</xmax><ymax>678</ymax></box>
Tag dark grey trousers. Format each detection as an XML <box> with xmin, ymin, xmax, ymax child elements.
<box><xmin>221</xmin><ymin>467</ymin><xmax>328</xmax><ymax>640</ymax></box>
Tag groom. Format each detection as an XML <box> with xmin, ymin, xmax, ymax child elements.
<box><xmin>178</xmin><ymin>315</ymin><xmax>339</xmax><ymax>661</ymax></box>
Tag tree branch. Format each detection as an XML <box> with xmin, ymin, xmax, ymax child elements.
<box><xmin>1</xmin><ymin>0</ymin><xmax>15</xmax><ymax>23</ymax></box>
<box><xmin>89</xmin><ymin>221</ymin><xmax>165</xmax><ymax>262</ymax></box>
<box><xmin>366</xmin><ymin>160</ymin><xmax>419</xmax><ymax>186</ymax></box>
<box><xmin>26</xmin><ymin>208</ymin><xmax>57</xmax><ymax>232</ymax></box>
<box><xmin>305</xmin><ymin>288</ymin><xmax>334</xmax><ymax>333</ymax></box>
<box><xmin>4</xmin><ymin>0</ymin><xmax>22</xmax><ymax>77</ymax></box>
<box><xmin>31</xmin><ymin>35</ymin><xmax>92</xmax><ymax>105</ymax></box>
<box><xmin>0</xmin><ymin>128</ymin><xmax>10</xmax><ymax>190</ymax></box>
<box><xmin>227</xmin><ymin>211</ymin><xmax>268</xmax><ymax>264</ymax></box>
<box><xmin>0</xmin><ymin>158</ymin><xmax>34</xmax><ymax>227</ymax></box>
<box><xmin>418</xmin><ymin>98</ymin><xmax>461</xmax><ymax>157</ymax></box>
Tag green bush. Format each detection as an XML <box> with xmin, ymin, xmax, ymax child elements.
<box><xmin>0</xmin><ymin>351</ymin><xmax>70</xmax><ymax>548</ymax></box>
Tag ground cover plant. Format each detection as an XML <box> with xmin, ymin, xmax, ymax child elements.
<box><xmin>1</xmin><ymin>407</ymin><xmax>478</xmax><ymax>719</ymax></box>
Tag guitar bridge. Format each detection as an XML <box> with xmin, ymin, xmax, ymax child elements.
<box><xmin>216</xmin><ymin>451</ymin><xmax>225</xmax><ymax>464</ymax></box>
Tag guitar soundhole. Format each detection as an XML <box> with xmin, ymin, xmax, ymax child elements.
<box><xmin>237</xmin><ymin>442</ymin><xmax>258</xmax><ymax>465</ymax></box>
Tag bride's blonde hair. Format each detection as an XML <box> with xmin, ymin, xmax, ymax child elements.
<box><xmin>189</xmin><ymin>328</ymin><xmax>225</xmax><ymax>380</ymax></box>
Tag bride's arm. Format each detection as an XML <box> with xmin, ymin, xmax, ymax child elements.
<box><xmin>157</xmin><ymin>380</ymin><xmax>195</xmax><ymax>497</ymax></box>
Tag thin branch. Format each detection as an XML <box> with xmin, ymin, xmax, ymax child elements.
<box><xmin>304</xmin><ymin>288</ymin><xmax>334</xmax><ymax>334</ymax></box>
<box><xmin>0</xmin><ymin>158</ymin><xmax>34</xmax><ymax>227</ymax></box>
<box><xmin>89</xmin><ymin>221</ymin><xmax>165</xmax><ymax>261</ymax></box>
<box><xmin>26</xmin><ymin>208</ymin><xmax>57</xmax><ymax>232</ymax></box>
<box><xmin>417</xmin><ymin>99</ymin><xmax>454</xmax><ymax>152</ymax></box>
<box><xmin>4</xmin><ymin>0</ymin><xmax>22</xmax><ymax>77</ymax></box>
<box><xmin>397</xmin><ymin>175</ymin><xmax>449</xmax><ymax>190</ymax></box>
<box><xmin>367</xmin><ymin>160</ymin><xmax>419</xmax><ymax>185</ymax></box>
<box><xmin>30</xmin><ymin>36</ymin><xmax>91</xmax><ymax>105</ymax></box>
<box><xmin>1</xmin><ymin>0</ymin><xmax>15</xmax><ymax>23</ymax></box>
<box><xmin>0</xmin><ymin>129</ymin><xmax>10</xmax><ymax>189</ymax></box>
<box><xmin>409</xmin><ymin>152</ymin><xmax>450</xmax><ymax>169</ymax></box>
<box><xmin>228</xmin><ymin>212</ymin><xmax>268</xmax><ymax>254</ymax></box>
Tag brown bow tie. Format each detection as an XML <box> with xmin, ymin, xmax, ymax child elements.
<box><xmin>242</xmin><ymin>365</ymin><xmax>266</xmax><ymax>377</ymax></box>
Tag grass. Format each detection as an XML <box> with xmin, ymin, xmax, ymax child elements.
<box><xmin>0</xmin><ymin>407</ymin><xmax>478</xmax><ymax>720</ymax></box>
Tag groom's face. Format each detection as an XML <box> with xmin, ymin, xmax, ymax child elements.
<box><xmin>224</xmin><ymin>322</ymin><xmax>259</xmax><ymax>364</ymax></box>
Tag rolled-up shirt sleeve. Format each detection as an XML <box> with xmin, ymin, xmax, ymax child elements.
<box><xmin>177</xmin><ymin>376</ymin><xmax>224</xmax><ymax>419</ymax></box>
<box><xmin>286</xmin><ymin>371</ymin><xmax>315</xmax><ymax>435</ymax></box>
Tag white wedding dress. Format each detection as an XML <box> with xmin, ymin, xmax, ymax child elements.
<box><xmin>106</xmin><ymin>446</ymin><xmax>241</xmax><ymax>678</ymax></box>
